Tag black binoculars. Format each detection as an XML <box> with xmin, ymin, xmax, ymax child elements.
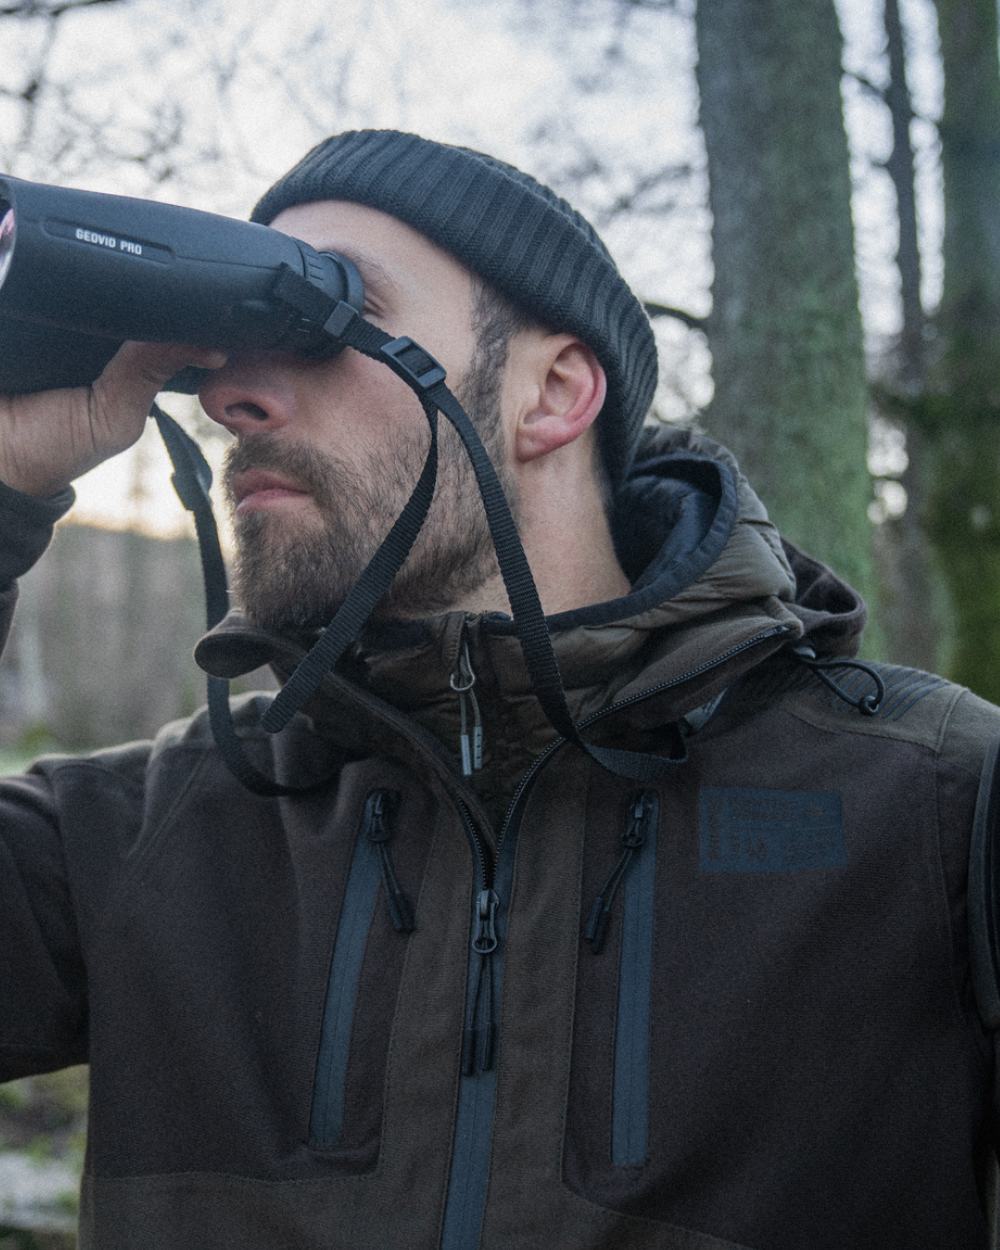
<box><xmin>0</xmin><ymin>175</ymin><xmax>364</xmax><ymax>395</ymax></box>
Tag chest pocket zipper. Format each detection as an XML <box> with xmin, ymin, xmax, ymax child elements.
<box><xmin>310</xmin><ymin>788</ymin><xmax>412</xmax><ymax>1150</ymax></box>
<box><xmin>585</xmin><ymin>791</ymin><xmax>659</xmax><ymax>1167</ymax></box>
<box><xmin>367</xmin><ymin>790</ymin><xmax>415</xmax><ymax>933</ymax></box>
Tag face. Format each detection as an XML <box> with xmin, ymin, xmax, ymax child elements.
<box><xmin>198</xmin><ymin>200</ymin><xmax>519</xmax><ymax>634</ymax></box>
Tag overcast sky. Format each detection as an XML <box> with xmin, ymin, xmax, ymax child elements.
<box><xmin>0</xmin><ymin>0</ymin><xmax>943</xmax><ymax>534</ymax></box>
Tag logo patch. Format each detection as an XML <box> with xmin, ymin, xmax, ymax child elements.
<box><xmin>699</xmin><ymin>787</ymin><xmax>845</xmax><ymax>873</ymax></box>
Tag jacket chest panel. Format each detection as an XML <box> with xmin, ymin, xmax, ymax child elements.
<box><xmin>86</xmin><ymin>755</ymin><xmax>474</xmax><ymax>1193</ymax></box>
<box><xmin>481</xmin><ymin>724</ymin><xmax>991</xmax><ymax>1250</ymax></box>
<box><xmin>76</xmin><ymin>716</ymin><xmax>993</xmax><ymax>1250</ymax></box>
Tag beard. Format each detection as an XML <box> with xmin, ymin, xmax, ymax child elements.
<box><xmin>222</xmin><ymin>367</ymin><xmax>518</xmax><ymax>635</ymax></box>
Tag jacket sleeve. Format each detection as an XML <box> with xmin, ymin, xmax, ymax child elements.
<box><xmin>968</xmin><ymin>733</ymin><xmax>1000</xmax><ymax>1030</ymax></box>
<box><xmin>0</xmin><ymin>768</ymin><xmax>89</xmax><ymax>1078</ymax></box>
<box><xmin>0</xmin><ymin>477</ymin><xmax>87</xmax><ymax>1079</ymax></box>
<box><xmin>0</xmin><ymin>475</ymin><xmax>74</xmax><ymax>654</ymax></box>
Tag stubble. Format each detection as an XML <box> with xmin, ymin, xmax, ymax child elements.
<box><xmin>223</xmin><ymin>362</ymin><xmax>517</xmax><ymax>635</ymax></box>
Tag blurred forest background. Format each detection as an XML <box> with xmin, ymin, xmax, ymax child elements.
<box><xmin>0</xmin><ymin>0</ymin><xmax>998</xmax><ymax>1244</ymax></box>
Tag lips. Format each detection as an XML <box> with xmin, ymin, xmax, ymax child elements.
<box><xmin>231</xmin><ymin>468</ymin><xmax>311</xmax><ymax>512</ymax></box>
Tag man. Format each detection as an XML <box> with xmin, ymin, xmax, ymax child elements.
<box><xmin>0</xmin><ymin>130</ymin><xmax>998</xmax><ymax>1250</ymax></box>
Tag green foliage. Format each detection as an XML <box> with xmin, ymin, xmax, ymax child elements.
<box><xmin>0</xmin><ymin>1090</ymin><xmax>27</xmax><ymax>1117</ymax></box>
<box><xmin>0</xmin><ymin>1231</ymin><xmax>76</xmax><ymax>1249</ymax></box>
<box><xmin>0</xmin><ymin>1069</ymin><xmax>88</xmax><ymax>1149</ymax></box>
<box><xmin>0</xmin><ymin>1070</ymin><xmax>85</xmax><ymax>1249</ymax></box>
<box><xmin>0</xmin><ymin>727</ymin><xmax>65</xmax><ymax>777</ymax></box>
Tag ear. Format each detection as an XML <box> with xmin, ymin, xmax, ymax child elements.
<box><xmin>514</xmin><ymin>336</ymin><xmax>607</xmax><ymax>463</ymax></box>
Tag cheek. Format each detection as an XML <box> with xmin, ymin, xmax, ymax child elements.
<box><xmin>303</xmin><ymin>351</ymin><xmax>434</xmax><ymax>455</ymax></box>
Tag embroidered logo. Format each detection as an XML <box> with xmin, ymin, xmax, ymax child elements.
<box><xmin>699</xmin><ymin>787</ymin><xmax>845</xmax><ymax>873</ymax></box>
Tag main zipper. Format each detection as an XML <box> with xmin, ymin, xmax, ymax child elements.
<box><xmin>461</xmin><ymin>621</ymin><xmax>794</xmax><ymax>903</ymax></box>
<box><xmin>448</xmin><ymin>627</ymin><xmax>498</xmax><ymax>1077</ymax></box>
<box><xmin>489</xmin><ymin>622</ymin><xmax>795</xmax><ymax>882</ymax></box>
<box><xmin>439</xmin><ymin>623</ymin><xmax>794</xmax><ymax>1250</ymax></box>
<box><xmin>460</xmin><ymin>626</ymin><xmax>773</xmax><ymax>1087</ymax></box>
<box><xmin>462</xmin><ymin>888</ymin><xmax>500</xmax><ymax>1074</ymax></box>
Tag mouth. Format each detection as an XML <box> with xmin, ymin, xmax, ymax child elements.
<box><xmin>230</xmin><ymin>468</ymin><xmax>312</xmax><ymax>513</ymax></box>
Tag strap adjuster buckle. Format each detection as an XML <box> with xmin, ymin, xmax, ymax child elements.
<box><xmin>380</xmin><ymin>336</ymin><xmax>447</xmax><ymax>391</ymax></box>
<box><xmin>322</xmin><ymin>300</ymin><xmax>360</xmax><ymax>340</ymax></box>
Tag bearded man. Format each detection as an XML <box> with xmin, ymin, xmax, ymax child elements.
<box><xmin>1</xmin><ymin>130</ymin><xmax>999</xmax><ymax>1250</ymax></box>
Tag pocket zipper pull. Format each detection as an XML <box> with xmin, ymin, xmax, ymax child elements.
<box><xmin>585</xmin><ymin>792</ymin><xmax>656</xmax><ymax>954</ymax></box>
<box><xmin>365</xmin><ymin>790</ymin><xmax>415</xmax><ymax>934</ymax></box>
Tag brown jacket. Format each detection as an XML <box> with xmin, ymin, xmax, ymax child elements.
<box><xmin>1</xmin><ymin>427</ymin><xmax>999</xmax><ymax>1249</ymax></box>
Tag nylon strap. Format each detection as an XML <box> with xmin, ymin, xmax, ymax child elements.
<box><xmin>153</xmin><ymin>405</ymin><xmax>303</xmax><ymax>795</ymax></box>
<box><xmin>155</xmin><ymin>298</ymin><xmax>686</xmax><ymax>797</ymax></box>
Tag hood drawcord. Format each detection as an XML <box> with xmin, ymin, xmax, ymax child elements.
<box><xmin>450</xmin><ymin>635</ymin><xmax>483</xmax><ymax>778</ymax></box>
<box><xmin>792</xmin><ymin>645</ymin><xmax>885</xmax><ymax>716</ymax></box>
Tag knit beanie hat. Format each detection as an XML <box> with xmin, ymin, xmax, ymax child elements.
<box><xmin>251</xmin><ymin>130</ymin><xmax>657</xmax><ymax>483</ymax></box>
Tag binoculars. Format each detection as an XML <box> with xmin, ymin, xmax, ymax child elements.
<box><xmin>0</xmin><ymin>175</ymin><xmax>364</xmax><ymax>395</ymax></box>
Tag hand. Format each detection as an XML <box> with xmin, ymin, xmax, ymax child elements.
<box><xmin>0</xmin><ymin>341</ymin><xmax>227</xmax><ymax>498</ymax></box>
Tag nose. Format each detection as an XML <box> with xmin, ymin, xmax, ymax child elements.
<box><xmin>197</xmin><ymin>354</ymin><xmax>298</xmax><ymax>436</ymax></box>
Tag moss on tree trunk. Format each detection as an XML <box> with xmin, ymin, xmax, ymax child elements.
<box><xmin>695</xmin><ymin>0</ymin><xmax>878</xmax><ymax>634</ymax></box>
<box><xmin>928</xmin><ymin>0</ymin><xmax>1000</xmax><ymax>701</ymax></box>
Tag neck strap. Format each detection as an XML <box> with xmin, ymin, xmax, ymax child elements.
<box><xmin>156</xmin><ymin>287</ymin><xmax>686</xmax><ymax>797</ymax></box>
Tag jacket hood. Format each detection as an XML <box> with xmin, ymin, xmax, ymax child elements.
<box><xmin>614</xmin><ymin>424</ymin><xmax>866</xmax><ymax>654</ymax></box>
<box><xmin>196</xmin><ymin>424</ymin><xmax>865</xmax><ymax>783</ymax></box>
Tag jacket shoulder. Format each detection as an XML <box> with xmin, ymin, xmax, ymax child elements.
<box><xmin>16</xmin><ymin>692</ymin><xmax>283</xmax><ymax>866</ymax></box>
<box><xmin>148</xmin><ymin>690</ymin><xmax>346</xmax><ymax>796</ymax></box>
<box><xmin>953</xmin><ymin>693</ymin><xmax>1000</xmax><ymax>1029</ymax></box>
<box><xmin>729</xmin><ymin>655</ymin><xmax>1000</xmax><ymax>1030</ymax></box>
<box><xmin>741</xmin><ymin>655</ymin><xmax>999</xmax><ymax>765</ymax></box>
<box><xmin>935</xmin><ymin>683</ymin><xmax>1000</xmax><ymax>779</ymax></box>
<box><xmin>149</xmin><ymin>691</ymin><xmax>277</xmax><ymax>755</ymax></box>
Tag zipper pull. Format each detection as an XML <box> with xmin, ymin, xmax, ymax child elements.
<box><xmin>449</xmin><ymin>637</ymin><xmax>483</xmax><ymax>777</ymax></box>
<box><xmin>472</xmin><ymin>888</ymin><xmax>499</xmax><ymax>955</ymax></box>
<box><xmin>585</xmin><ymin>792</ymin><xmax>657</xmax><ymax>955</ymax></box>
<box><xmin>364</xmin><ymin>790</ymin><xmax>415</xmax><ymax>934</ymax></box>
<box><xmin>463</xmin><ymin>889</ymin><xmax>500</xmax><ymax>1074</ymax></box>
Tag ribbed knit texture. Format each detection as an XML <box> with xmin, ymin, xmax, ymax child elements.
<box><xmin>251</xmin><ymin>130</ymin><xmax>657</xmax><ymax>482</ymax></box>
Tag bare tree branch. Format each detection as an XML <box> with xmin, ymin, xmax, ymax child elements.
<box><xmin>593</xmin><ymin>163</ymin><xmax>691</xmax><ymax>225</ymax></box>
<box><xmin>2</xmin><ymin>8</ymin><xmax>59</xmax><ymax>164</ymax></box>
<box><xmin>844</xmin><ymin>68</ymin><xmax>887</xmax><ymax>102</ymax></box>
<box><xmin>644</xmin><ymin>301</ymin><xmax>705</xmax><ymax>330</ymax></box>
<box><xmin>0</xmin><ymin>0</ymin><xmax>123</xmax><ymax>17</ymax></box>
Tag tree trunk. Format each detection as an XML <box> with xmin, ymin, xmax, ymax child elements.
<box><xmin>878</xmin><ymin>0</ymin><xmax>949</xmax><ymax>673</ymax></box>
<box><xmin>884</xmin><ymin>0</ymin><xmax>924</xmax><ymax>393</ymax></box>
<box><xmin>695</xmin><ymin>0</ymin><xmax>878</xmax><ymax>632</ymax></box>
<box><xmin>928</xmin><ymin>0</ymin><xmax>1000</xmax><ymax>702</ymax></box>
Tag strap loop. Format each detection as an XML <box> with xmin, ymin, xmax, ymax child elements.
<box><xmin>155</xmin><ymin>309</ymin><xmax>689</xmax><ymax>796</ymax></box>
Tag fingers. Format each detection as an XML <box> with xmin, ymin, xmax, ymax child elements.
<box><xmin>0</xmin><ymin>342</ymin><xmax>228</xmax><ymax>498</ymax></box>
<box><xmin>95</xmin><ymin>342</ymin><xmax>228</xmax><ymax>419</ymax></box>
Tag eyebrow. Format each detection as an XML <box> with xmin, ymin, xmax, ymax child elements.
<box><xmin>316</xmin><ymin>244</ymin><xmax>399</xmax><ymax>299</ymax></box>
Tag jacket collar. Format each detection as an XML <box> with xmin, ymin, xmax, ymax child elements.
<box><xmin>195</xmin><ymin>427</ymin><xmax>859</xmax><ymax>766</ymax></box>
